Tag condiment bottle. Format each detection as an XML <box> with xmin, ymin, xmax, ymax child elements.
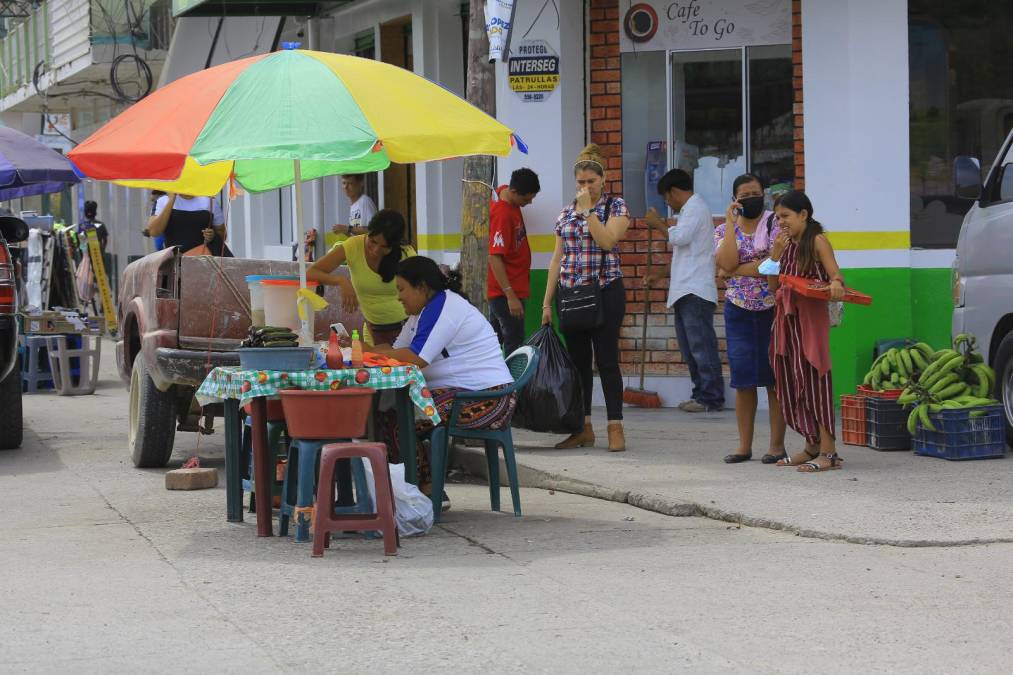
<box><xmin>350</xmin><ymin>329</ymin><xmax>364</xmax><ymax>368</ymax></box>
<box><xmin>326</xmin><ymin>326</ymin><xmax>342</xmax><ymax>369</ymax></box>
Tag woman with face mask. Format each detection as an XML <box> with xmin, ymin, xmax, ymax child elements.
<box><xmin>713</xmin><ymin>174</ymin><xmax>787</xmax><ymax>464</ymax></box>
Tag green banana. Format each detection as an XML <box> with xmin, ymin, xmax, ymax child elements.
<box><xmin>913</xmin><ymin>342</ymin><xmax>935</xmax><ymax>359</ymax></box>
<box><xmin>898</xmin><ymin>388</ymin><xmax>917</xmax><ymax>405</ymax></box>
<box><xmin>909</xmin><ymin>348</ymin><xmax>928</xmax><ymax>372</ymax></box>
<box><xmin>936</xmin><ymin>382</ymin><xmax>971</xmax><ymax>400</ymax></box>
<box><xmin>898</xmin><ymin>349</ymin><xmax>914</xmax><ymax>376</ymax></box>
<box><xmin>863</xmin><ymin>370</ymin><xmax>874</xmax><ymax>386</ymax></box>
<box><xmin>907</xmin><ymin>405</ymin><xmax>921</xmax><ymax>435</ymax></box>
<box><xmin>928</xmin><ymin>372</ymin><xmax>960</xmax><ymax>395</ymax></box>
<box><xmin>918</xmin><ymin>402</ymin><xmax>936</xmax><ymax>432</ymax></box>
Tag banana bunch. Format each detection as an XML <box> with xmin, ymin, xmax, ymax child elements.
<box><xmin>862</xmin><ymin>343</ymin><xmax>933</xmax><ymax>391</ymax></box>
<box><xmin>898</xmin><ymin>333</ymin><xmax>997</xmax><ymax>434</ymax></box>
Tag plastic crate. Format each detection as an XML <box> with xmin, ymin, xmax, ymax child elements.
<box><xmin>840</xmin><ymin>394</ymin><xmax>867</xmax><ymax>446</ymax></box>
<box><xmin>913</xmin><ymin>404</ymin><xmax>1006</xmax><ymax>461</ymax></box>
<box><xmin>865</xmin><ymin>397</ymin><xmax>910</xmax><ymax>450</ymax></box>
<box><xmin>858</xmin><ymin>385</ymin><xmax>904</xmax><ymax>400</ymax></box>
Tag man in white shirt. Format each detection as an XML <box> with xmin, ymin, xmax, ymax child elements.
<box><xmin>645</xmin><ymin>169</ymin><xmax>725</xmax><ymax>412</ymax></box>
<box><xmin>332</xmin><ymin>174</ymin><xmax>377</xmax><ymax>240</ymax></box>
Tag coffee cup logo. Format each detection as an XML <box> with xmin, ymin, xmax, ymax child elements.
<box><xmin>624</xmin><ymin>3</ymin><xmax>658</xmax><ymax>43</ymax></box>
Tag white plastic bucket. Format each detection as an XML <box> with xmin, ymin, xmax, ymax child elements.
<box><xmin>246</xmin><ymin>275</ymin><xmax>298</xmax><ymax>327</ymax></box>
<box><xmin>261</xmin><ymin>279</ymin><xmax>302</xmax><ymax>332</ymax></box>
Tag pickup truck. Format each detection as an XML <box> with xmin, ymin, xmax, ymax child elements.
<box><xmin>117</xmin><ymin>249</ymin><xmax>360</xmax><ymax>467</ymax></box>
<box><xmin>0</xmin><ymin>213</ymin><xmax>28</xmax><ymax>450</ymax></box>
<box><xmin>952</xmin><ymin>128</ymin><xmax>1013</xmax><ymax>444</ymax></box>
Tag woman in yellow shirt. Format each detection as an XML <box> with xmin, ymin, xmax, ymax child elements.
<box><xmin>308</xmin><ymin>209</ymin><xmax>416</xmax><ymax>345</ymax></box>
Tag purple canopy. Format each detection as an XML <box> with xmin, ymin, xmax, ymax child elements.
<box><xmin>0</xmin><ymin>127</ymin><xmax>80</xmax><ymax>201</ymax></box>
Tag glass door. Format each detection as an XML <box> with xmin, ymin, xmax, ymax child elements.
<box><xmin>670</xmin><ymin>49</ymin><xmax>745</xmax><ymax>214</ymax></box>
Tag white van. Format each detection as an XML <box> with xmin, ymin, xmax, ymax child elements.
<box><xmin>951</xmin><ymin>129</ymin><xmax>1013</xmax><ymax>443</ymax></box>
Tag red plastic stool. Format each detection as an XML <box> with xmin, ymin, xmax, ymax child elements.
<box><xmin>313</xmin><ymin>442</ymin><xmax>399</xmax><ymax>557</ymax></box>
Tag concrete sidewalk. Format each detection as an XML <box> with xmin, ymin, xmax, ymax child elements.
<box><xmin>451</xmin><ymin>407</ymin><xmax>1013</xmax><ymax>546</ymax></box>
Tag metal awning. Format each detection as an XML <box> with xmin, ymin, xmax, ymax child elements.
<box><xmin>172</xmin><ymin>0</ymin><xmax>357</xmax><ymax>18</ymax></box>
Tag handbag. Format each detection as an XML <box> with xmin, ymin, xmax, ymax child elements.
<box><xmin>555</xmin><ymin>197</ymin><xmax>613</xmax><ymax>333</ymax></box>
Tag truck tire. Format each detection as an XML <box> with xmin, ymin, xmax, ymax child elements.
<box><xmin>129</xmin><ymin>353</ymin><xmax>176</xmax><ymax>467</ymax></box>
<box><xmin>992</xmin><ymin>332</ymin><xmax>1013</xmax><ymax>447</ymax></box>
<box><xmin>0</xmin><ymin>354</ymin><xmax>23</xmax><ymax>450</ymax></box>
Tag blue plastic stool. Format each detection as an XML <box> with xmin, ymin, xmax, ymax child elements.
<box><xmin>278</xmin><ymin>440</ymin><xmax>375</xmax><ymax>542</ymax></box>
<box><xmin>19</xmin><ymin>335</ymin><xmax>53</xmax><ymax>393</ymax></box>
<box><xmin>241</xmin><ymin>417</ymin><xmax>288</xmax><ymax>513</ymax></box>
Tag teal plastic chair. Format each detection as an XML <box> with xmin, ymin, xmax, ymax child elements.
<box><xmin>429</xmin><ymin>346</ymin><xmax>540</xmax><ymax>523</ymax></box>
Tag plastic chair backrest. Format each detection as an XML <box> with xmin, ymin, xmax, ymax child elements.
<box><xmin>505</xmin><ymin>346</ymin><xmax>539</xmax><ymax>392</ymax></box>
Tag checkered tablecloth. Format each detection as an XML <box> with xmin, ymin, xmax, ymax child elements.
<box><xmin>195</xmin><ymin>365</ymin><xmax>440</xmax><ymax>424</ymax></box>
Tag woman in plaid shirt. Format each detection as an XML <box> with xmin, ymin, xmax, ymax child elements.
<box><xmin>541</xmin><ymin>144</ymin><xmax>632</xmax><ymax>452</ymax></box>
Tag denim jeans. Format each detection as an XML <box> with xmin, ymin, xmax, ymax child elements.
<box><xmin>673</xmin><ymin>293</ymin><xmax>725</xmax><ymax>409</ymax></box>
<box><xmin>488</xmin><ymin>296</ymin><xmax>527</xmax><ymax>356</ymax></box>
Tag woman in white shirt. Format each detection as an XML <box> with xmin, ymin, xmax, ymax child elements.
<box><xmin>372</xmin><ymin>256</ymin><xmax>515</xmax><ymax>501</ymax></box>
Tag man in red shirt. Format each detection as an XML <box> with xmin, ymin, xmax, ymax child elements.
<box><xmin>487</xmin><ymin>168</ymin><xmax>540</xmax><ymax>355</ymax></box>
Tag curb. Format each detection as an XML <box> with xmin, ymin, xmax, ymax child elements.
<box><xmin>449</xmin><ymin>444</ymin><xmax>1013</xmax><ymax>548</ymax></box>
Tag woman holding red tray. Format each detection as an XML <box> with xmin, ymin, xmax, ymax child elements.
<box><xmin>768</xmin><ymin>190</ymin><xmax>846</xmax><ymax>472</ymax></box>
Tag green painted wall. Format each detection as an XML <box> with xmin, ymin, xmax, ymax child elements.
<box><xmin>830</xmin><ymin>267</ymin><xmax>953</xmax><ymax>399</ymax></box>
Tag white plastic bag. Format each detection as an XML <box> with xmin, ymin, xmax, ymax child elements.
<box><xmin>363</xmin><ymin>461</ymin><xmax>434</xmax><ymax>536</ymax></box>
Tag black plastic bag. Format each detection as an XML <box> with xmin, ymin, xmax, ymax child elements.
<box><xmin>512</xmin><ymin>325</ymin><xmax>584</xmax><ymax>434</ymax></box>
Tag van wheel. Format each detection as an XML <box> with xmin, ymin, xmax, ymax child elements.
<box><xmin>993</xmin><ymin>333</ymin><xmax>1013</xmax><ymax>446</ymax></box>
<box><xmin>0</xmin><ymin>354</ymin><xmax>23</xmax><ymax>450</ymax></box>
<box><xmin>129</xmin><ymin>353</ymin><xmax>176</xmax><ymax>467</ymax></box>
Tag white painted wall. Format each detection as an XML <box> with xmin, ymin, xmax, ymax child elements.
<box><xmin>801</xmin><ymin>0</ymin><xmax>910</xmax><ymax>235</ymax></box>
<box><xmin>495</xmin><ymin>0</ymin><xmax>586</xmax><ymax>268</ymax></box>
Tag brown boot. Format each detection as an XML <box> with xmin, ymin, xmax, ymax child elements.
<box><xmin>607</xmin><ymin>422</ymin><xmax>626</xmax><ymax>452</ymax></box>
<box><xmin>555</xmin><ymin>422</ymin><xmax>595</xmax><ymax>449</ymax></box>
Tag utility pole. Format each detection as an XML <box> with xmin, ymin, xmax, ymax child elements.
<box><xmin>459</xmin><ymin>0</ymin><xmax>496</xmax><ymax>313</ymax></box>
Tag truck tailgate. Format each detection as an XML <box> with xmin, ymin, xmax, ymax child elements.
<box><xmin>178</xmin><ymin>256</ymin><xmax>361</xmax><ymax>350</ymax></box>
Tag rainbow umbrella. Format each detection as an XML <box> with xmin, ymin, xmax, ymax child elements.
<box><xmin>69</xmin><ymin>47</ymin><xmax>524</xmax><ymax>341</ymax></box>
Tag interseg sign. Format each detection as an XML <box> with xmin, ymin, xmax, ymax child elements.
<box><xmin>508</xmin><ymin>40</ymin><xmax>560</xmax><ymax>103</ymax></box>
<box><xmin>619</xmin><ymin>0</ymin><xmax>790</xmax><ymax>52</ymax></box>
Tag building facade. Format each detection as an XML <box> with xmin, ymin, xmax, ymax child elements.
<box><xmin>3</xmin><ymin>0</ymin><xmax>1006</xmax><ymax>405</ymax></box>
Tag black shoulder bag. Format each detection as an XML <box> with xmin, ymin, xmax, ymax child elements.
<box><xmin>556</xmin><ymin>198</ymin><xmax>613</xmax><ymax>333</ymax></box>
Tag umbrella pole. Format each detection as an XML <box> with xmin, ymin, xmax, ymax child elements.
<box><xmin>293</xmin><ymin>159</ymin><xmax>311</xmax><ymax>346</ymax></box>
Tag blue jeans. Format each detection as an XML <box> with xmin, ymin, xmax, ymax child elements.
<box><xmin>673</xmin><ymin>294</ymin><xmax>725</xmax><ymax>409</ymax></box>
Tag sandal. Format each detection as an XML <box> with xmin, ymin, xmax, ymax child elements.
<box><xmin>797</xmin><ymin>452</ymin><xmax>843</xmax><ymax>473</ymax></box>
<box><xmin>776</xmin><ymin>449</ymin><xmax>818</xmax><ymax>467</ymax></box>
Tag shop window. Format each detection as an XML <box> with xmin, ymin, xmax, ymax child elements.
<box><xmin>909</xmin><ymin>1</ymin><xmax>1013</xmax><ymax>248</ymax></box>
<box><xmin>621</xmin><ymin>46</ymin><xmax>794</xmax><ymax>217</ymax></box>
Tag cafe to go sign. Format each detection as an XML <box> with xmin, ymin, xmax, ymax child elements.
<box><xmin>620</xmin><ymin>0</ymin><xmax>790</xmax><ymax>52</ymax></box>
<box><xmin>508</xmin><ymin>40</ymin><xmax>560</xmax><ymax>103</ymax></box>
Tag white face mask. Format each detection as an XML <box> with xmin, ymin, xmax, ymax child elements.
<box><xmin>758</xmin><ymin>258</ymin><xmax>781</xmax><ymax>275</ymax></box>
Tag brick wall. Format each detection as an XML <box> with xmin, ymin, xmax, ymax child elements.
<box><xmin>792</xmin><ymin>0</ymin><xmax>804</xmax><ymax>189</ymax></box>
<box><xmin>587</xmin><ymin>0</ymin><xmax>802</xmax><ymax>379</ymax></box>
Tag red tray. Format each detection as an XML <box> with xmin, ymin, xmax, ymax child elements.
<box><xmin>779</xmin><ymin>275</ymin><xmax>872</xmax><ymax>305</ymax></box>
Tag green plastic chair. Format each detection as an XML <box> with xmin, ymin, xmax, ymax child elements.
<box><xmin>429</xmin><ymin>346</ymin><xmax>540</xmax><ymax>523</ymax></box>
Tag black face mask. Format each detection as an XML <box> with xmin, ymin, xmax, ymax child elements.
<box><xmin>738</xmin><ymin>196</ymin><xmax>765</xmax><ymax>220</ymax></box>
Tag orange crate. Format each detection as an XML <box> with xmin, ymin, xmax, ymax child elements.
<box><xmin>858</xmin><ymin>384</ymin><xmax>904</xmax><ymax>400</ymax></box>
<box><xmin>841</xmin><ymin>394</ymin><xmax>867</xmax><ymax>446</ymax></box>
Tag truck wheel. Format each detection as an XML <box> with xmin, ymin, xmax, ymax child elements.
<box><xmin>129</xmin><ymin>353</ymin><xmax>176</xmax><ymax>467</ymax></box>
<box><xmin>993</xmin><ymin>332</ymin><xmax>1013</xmax><ymax>446</ymax></box>
<box><xmin>0</xmin><ymin>354</ymin><xmax>23</xmax><ymax>450</ymax></box>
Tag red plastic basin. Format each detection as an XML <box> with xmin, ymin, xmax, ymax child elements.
<box><xmin>279</xmin><ymin>388</ymin><xmax>376</xmax><ymax>439</ymax></box>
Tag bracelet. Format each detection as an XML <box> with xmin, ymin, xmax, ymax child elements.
<box><xmin>502</xmin><ymin>286</ymin><xmax>512</xmax><ymax>291</ymax></box>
